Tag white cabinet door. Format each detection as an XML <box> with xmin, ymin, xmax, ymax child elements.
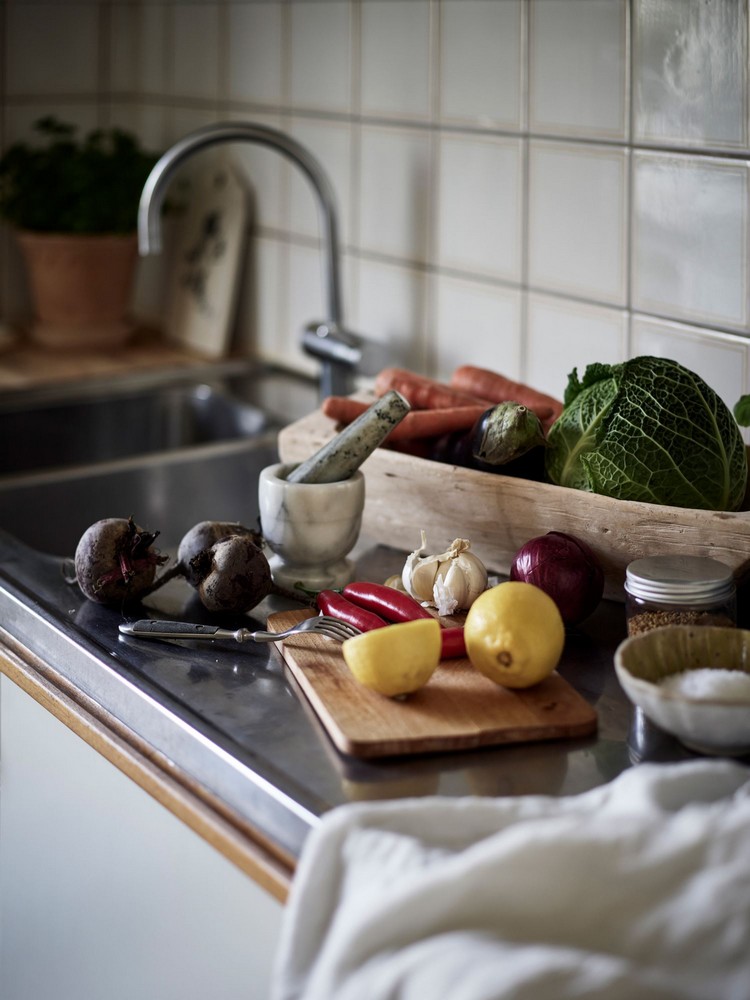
<box><xmin>0</xmin><ymin>675</ymin><xmax>284</xmax><ymax>1000</ymax></box>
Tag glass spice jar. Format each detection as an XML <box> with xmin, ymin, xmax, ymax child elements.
<box><xmin>624</xmin><ymin>555</ymin><xmax>736</xmax><ymax>636</ymax></box>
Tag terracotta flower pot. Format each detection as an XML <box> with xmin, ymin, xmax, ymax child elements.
<box><xmin>17</xmin><ymin>231</ymin><xmax>138</xmax><ymax>349</ymax></box>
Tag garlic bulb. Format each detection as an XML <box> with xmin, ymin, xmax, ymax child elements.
<box><xmin>402</xmin><ymin>531</ymin><xmax>488</xmax><ymax>615</ymax></box>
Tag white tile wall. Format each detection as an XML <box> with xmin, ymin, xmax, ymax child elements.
<box><xmin>433</xmin><ymin>275</ymin><xmax>522</xmax><ymax>379</ymax></box>
<box><xmin>290</xmin><ymin>2</ymin><xmax>352</xmax><ymax>115</ymax></box>
<box><xmin>2</xmin><ymin>0</ymin><xmax>750</xmax><ymax>412</ymax></box>
<box><xmin>227</xmin><ymin>110</ymin><xmax>286</xmax><ymax>232</ymax></box>
<box><xmin>439</xmin><ymin>0</ymin><xmax>523</xmax><ymax>129</ymax></box>
<box><xmin>6</xmin><ymin>4</ymin><xmax>99</xmax><ymax>97</ymax></box>
<box><xmin>227</xmin><ymin>4</ymin><xmax>284</xmax><ymax>108</ymax></box>
<box><xmin>360</xmin><ymin>1</ymin><xmax>432</xmax><ymax>120</ymax></box>
<box><xmin>172</xmin><ymin>4</ymin><xmax>220</xmax><ymax>102</ymax></box>
<box><xmin>529</xmin><ymin>0</ymin><xmax>628</xmax><ymax>140</ymax></box>
<box><xmin>632</xmin><ymin>153</ymin><xmax>749</xmax><ymax>331</ymax></box>
<box><xmin>288</xmin><ymin>118</ymin><xmax>353</xmax><ymax>244</ymax></box>
<box><xmin>528</xmin><ymin>141</ymin><xmax>628</xmax><ymax>306</ymax></box>
<box><xmin>109</xmin><ymin>6</ymin><xmax>138</xmax><ymax>95</ymax></box>
<box><xmin>526</xmin><ymin>293</ymin><xmax>627</xmax><ymax>399</ymax></box>
<box><xmin>633</xmin><ymin>0</ymin><xmax>748</xmax><ymax>150</ymax></box>
<box><xmin>286</xmin><ymin>242</ymin><xmax>327</xmax><ymax>379</ymax></box>
<box><xmin>355</xmin><ymin>258</ymin><xmax>428</xmax><ymax>372</ymax></box>
<box><xmin>358</xmin><ymin>126</ymin><xmax>432</xmax><ymax>263</ymax></box>
<box><xmin>437</xmin><ymin>134</ymin><xmax>523</xmax><ymax>282</ymax></box>
<box><xmin>139</xmin><ymin>4</ymin><xmax>168</xmax><ymax>97</ymax></box>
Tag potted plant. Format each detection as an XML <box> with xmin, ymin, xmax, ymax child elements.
<box><xmin>0</xmin><ymin>116</ymin><xmax>158</xmax><ymax>349</ymax></box>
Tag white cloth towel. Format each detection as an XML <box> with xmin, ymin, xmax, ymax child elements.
<box><xmin>271</xmin><ymin>761</ymin><xmax>750</xmax><ymax>1000</ymax></box>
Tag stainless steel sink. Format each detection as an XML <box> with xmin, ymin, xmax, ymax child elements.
<box><xmin>0</xmin><ymin>438</ymin><xmax>280</xmax><ymax>557</ymax></box>
<box><xmin>0</xmin><ymin>361</ymin><xmax>320</xmax><ymax>554</ymax></box>
<box><xmin>0</xmin><ymin>366</ymin><xmax>282</xmax><ymax>476</ymax></box>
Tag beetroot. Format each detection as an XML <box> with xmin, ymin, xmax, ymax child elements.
<box><xmin>177</xmin><ymin>520</ymin><xmax>262</xmax><ymax>587</ymax></box>
<box><xmin>189</xmin><ymin>533</ymin><xmax>273</xmax><ymax>613</ymax></box>
<box><xmin>74</xmin><ymin>516</ymin><xmax>167</xmax><ymax>605</ymax></box>
<box><xmin>73</xmin><ymin>516</ymin><xmax>289</xmax><ymax>615</ymax></box>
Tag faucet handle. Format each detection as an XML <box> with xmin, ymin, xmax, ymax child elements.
<box><xmin>302</xmin><ymin>320</ymin><xmax>391</xmax><ymax>394</ymax></box>
<box><xmin>302</xmin><ymin>321</ymin><xmax>359</xmax><ymax>398</ymax></box>
<box><xmin>302</xmin><ymin>321</ymin><xmax>361</xmax><ymax>369</ymax></box>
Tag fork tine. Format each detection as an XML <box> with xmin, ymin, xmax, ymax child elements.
<box><xmin>270</xmin><ymin>614</ymin><xmax>361</xmax><ymax>643</ymax></box>
<box><xmin>314</xmin><ymin>615</ymin><xmax>361</xmax><ymax>640</ymax></box>
<box><xmin>314</xmin><ymin>619</ymin><xmax>358</xmax><ymax>638</ymax></box>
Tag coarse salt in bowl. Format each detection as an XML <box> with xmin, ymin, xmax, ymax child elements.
<box><xmin>614</xmin><ymin>625</ymin><xmax>750</xmax><ymax>757</ymax></box>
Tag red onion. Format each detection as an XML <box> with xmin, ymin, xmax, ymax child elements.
<box><xmin>509</xmin><ymin>531</ymin><xmax>604</xmax><ymax>626</ymax></box>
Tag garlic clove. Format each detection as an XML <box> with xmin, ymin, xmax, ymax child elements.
<box><xmin>402</xmin><ymin>532</ymin><xmax>489</xmax><ymax>612</ymax></box>
<box><xmin>433</xmin><ymin>575</ymin><xmax>459</xmax><ymax>616</ymax></box>
<box><xmin>405</xmin><ymin>552</ymin><xmax>440</xmax><ymax>604</ymax></box>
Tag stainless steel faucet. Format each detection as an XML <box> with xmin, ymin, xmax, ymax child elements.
<box><xmin>138</xmin><ymin>122</ymin><xmax>365</xmax><ymax>398</ymax></box>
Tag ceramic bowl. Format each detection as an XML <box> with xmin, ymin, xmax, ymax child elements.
<box><xmin>614</xmin><ymin>625</ymin><xmax>750</xmax><ymax>756</ymax></box>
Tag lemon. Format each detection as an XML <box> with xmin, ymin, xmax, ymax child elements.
<box><xmin>342</xmin><ymin>618</ymin><xmax>441</xmax><ymax>697</ymax></box>
<box><xmin>464</xmin><ymin>581</ymin><xmax>564</xmax><ymax>688</ymax></box>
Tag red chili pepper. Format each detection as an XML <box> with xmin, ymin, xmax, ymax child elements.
<box><xmin>342</xmin><ymin>581</ymin><xmax>433</xmax><ymax>623</ymax></box>
<box><xmin>316</xmin><ymin>590</ymin><xmax>388</xmax><ymax>632</ymax></box>
<box><xmin>440</xmin><ymin>626</ymin><xmax>466</xmax><ymax>659</ymax></box>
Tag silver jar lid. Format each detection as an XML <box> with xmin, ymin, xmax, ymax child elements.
<box><xmin>625</xmin><ymin>556</ymin><xmax>735</xmax><ymax>606</ymax></box>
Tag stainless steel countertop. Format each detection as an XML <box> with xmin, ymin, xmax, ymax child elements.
<box><xmin>0</xmin><ymin>362</ymin><xmax>696</xmax><ymax>861</ymax></box>
<box><xmin>0</xmin><ymin>524</ymin><xmax>693</xmax><ymax>862</ymax></box>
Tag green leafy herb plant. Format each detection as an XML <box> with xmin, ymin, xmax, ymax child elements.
<box><xmin>0</xmin><ymin>116</ymin><xmax>158</xmax><ymax>234</ymax></box>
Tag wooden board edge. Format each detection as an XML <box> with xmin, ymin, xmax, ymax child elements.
<box><xmin>334</xmin><ymin>714</ymin><xmax>599</xmax><ymax>759</ymax></box>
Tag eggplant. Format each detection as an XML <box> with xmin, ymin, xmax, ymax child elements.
<box><xmin>431</xmin><ymin>402</ymin><xmax>547</xmax><ymax>480</ymax></box>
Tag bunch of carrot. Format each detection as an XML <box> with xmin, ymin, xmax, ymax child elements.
<box><xmin>321</xmin><ymin>365</ymin><xmax>564</xmax><ymax>452</ymax></box>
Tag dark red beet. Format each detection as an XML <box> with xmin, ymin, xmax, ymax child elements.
<box><xmin>74</xmin><ymin>516</ymin><xmax>167</xmax><ymax>605</ymax></box>
<box><xmin>190</xmin><ymin>534</ymin><xmax>272</xmax><ymax>613</ymax></box>
<box><xmin>177</xmin><ymin>520</ymin><xmax>262</xmax><ymax>587</ymax></box>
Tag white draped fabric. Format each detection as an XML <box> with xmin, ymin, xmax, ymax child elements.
<box><xmin>272</xmin><ymin>761</ymin><xmax>750</xmax><ymax>1000</ymax></box>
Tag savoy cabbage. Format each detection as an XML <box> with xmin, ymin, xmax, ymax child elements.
<box><xmin>545</xmin><ymin>356</ymin><xmax>747</xmax><ymax>512</ymax></box>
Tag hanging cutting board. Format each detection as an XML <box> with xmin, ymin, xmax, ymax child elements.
<box><xmin>267</xmin><ymin>610</ymin><xmax>597</xmax><ymax>758</ymax></box>
<box><xmin>164</xmin><ymin>163</ymin><xmax>248</xmax><ymax>358</ymax></box>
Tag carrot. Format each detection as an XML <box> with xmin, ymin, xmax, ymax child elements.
<box><xmin>374</xmin><ymin>367</ymin><xmax>491</xmax><ymax>410</ymax></box>
<box><xmin>389</xmin><ymin>406</ymin><xmax>488</xmax><ymax>442</ymax></box>
<box><xmin>450</xmin><ymin>365</ymin><xmax>563</xmax><ymax>426</ymax></box>
<box><xmin>322</xmin><ymin>396</ymin><xmax>486</xmax><ymax>442</ymax></box>
<box><xmin>322</xmin><ymin>396</ymin><xmax>382</xmax><ymax>424</ymax></box>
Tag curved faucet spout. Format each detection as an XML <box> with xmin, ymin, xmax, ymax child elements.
<box><xmin>138</xmin><ymin>121</ymin><xmax>362</xmax><ymax>394</ymax></box>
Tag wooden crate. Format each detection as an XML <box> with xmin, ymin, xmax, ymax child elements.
<box><xmin>278</xmin><ymin>407</ymin><xmax>750</xmax><ymax>603</ymax></box>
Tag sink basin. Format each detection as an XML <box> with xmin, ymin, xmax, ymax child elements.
<box><xmin>0</xmin><ymin>362</ymin><xmax>320</xmax><ymax>555</ymax></box>
<box><xmin>0</xmin><ymin>438</ymin><xmax>280</xmax><ymax>557</ymax></box>
<box><xmin>0</xmin><ymin>373</ymin><xmax>271</xmax><ymax>476</ymax></box>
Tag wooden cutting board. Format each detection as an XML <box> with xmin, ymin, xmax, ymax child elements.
<box><xmin>267</xmin><ymin>610</ymin><xmax>597</xmax><ymax>758</ymax></box>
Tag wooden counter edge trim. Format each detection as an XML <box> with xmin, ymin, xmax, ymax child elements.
<box><xmin>0</xmin><ymin>632</ymin><xmax>293</xmax><ymax>904</ymax></box>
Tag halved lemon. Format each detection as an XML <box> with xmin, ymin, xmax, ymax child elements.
<box><xmin>342</xmin><ymin>618</ymin><xmax>441</xmax><ymax>697</ymax></box>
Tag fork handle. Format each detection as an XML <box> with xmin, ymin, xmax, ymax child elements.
<box><xmin>119</xmin><ymin>620</ymin><xmax>249</xmax><ymax>642</ymax></box>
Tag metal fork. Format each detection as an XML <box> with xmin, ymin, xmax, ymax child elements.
<box><xmin>118</xmin><ymin>615</ymin><xmax>361</xmax><ymax>645</ymax></box>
